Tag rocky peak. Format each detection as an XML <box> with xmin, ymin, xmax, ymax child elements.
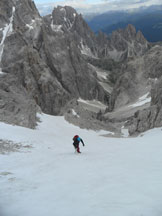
<box><xmin>96</xmin><ymin>31</ymin><xmax>108</xmax><ymax>47</ymax></box>
<box><xmin>51</xmin><ymin>6</ymin><xmax>78</xmax><ymax>32</ymax></box>
<box><xmin>50</xmin><ymin>6</ymin><xmax>97</xmax><ymax>57</ymax></box>
<box><xmin>123</xmin><ymin>24</ymin><xmax>137</xmax><ymax>40</ymax></box>
<box><xmin>120</xmin><ymin>24</ymin><xmax>148</xmax><ymax>46</ymax></box>
<box><xmin>103</xmin><ymin>24</ymin><xmax>149</xmax><ymax>61</ymax></box>
<box><xmin>111</xmin><ymin>24</ymin><xmax>147</xmax><ymax>47</ymax></box>
<box><xmin>136</xmin><ymin>30</ymin><xmax>147</xmax><ymax>44</ymax></box>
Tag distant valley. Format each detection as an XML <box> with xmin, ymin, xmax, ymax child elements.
<box><xmin>87</xmin><ymin>5</ymin><xmax>162</xmax><ymax>42</ymax></box>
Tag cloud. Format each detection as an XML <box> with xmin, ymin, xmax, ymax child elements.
<box><xmin>36</xmin><ymin>0</ymin><xmax>102</xmax><ymax>16</ymax></box>
<box><xmin>102</xmin><ymin>0</ymin><xmax>162</xmax><ymax>5</ymax></box>
<box><xmin>55</xmin><ymin>0</ymin><xmax>90</xmax><ymax>9</ymax></box>
<box><xmin>37</xmin><ymin>0</ymin><xmax>91</xmax><ymax>9</ymax></box>
<box><xmin>36</xmin><ymin>0</ymin><xmax>91</xmax><ymax>16</ymax></box>
<box><xmin>35</xmin><ymin>0</ymin><xmax>162</xmax><ymax>16</ymax></box>
<box><xmin>98</xmin><ymin>0</ymin><xmax>162</xmax><ymax>11</ymax></box>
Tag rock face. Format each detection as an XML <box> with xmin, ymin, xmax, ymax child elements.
<box><xmin>108</xmin><ymin>44</ymin><xmax>162</xmax><ymax>110</ymax></box>
<box><xmin>129</xmin><ymin>75</ymin><xmax>162</xmax><ymax>135</ymax></box>
<box><xmin>126</xmin><ymin>45</ymin><xmax>162</xmax><ymax>134</ymax></box>
<box><xmin>42</xmin><ymin>6</ymin><xmax>107</xmax><ymax>105</ymax></box>
<box><xmin>0</xmin><ymin>0</ymin><xmax>109</xmax><ymax>127</ymax></box>
<box><xmin>1</xmin><ymin>0</ymin><xmax>162</xmax><ymax>135</ymax></box>
<box><xmin>0</xmin><ymin>0</ymin><xmax>39</xmax><ymax>128</ymax></box>
<box><xmin>101</xmin><ymin>38</ymin><xmax>162</xmax><ymax>135</ymax></box>
<box><xmin>108</xmin><ymin>58</ymin><xmax>145</xmax><ymax>112</ymax></box>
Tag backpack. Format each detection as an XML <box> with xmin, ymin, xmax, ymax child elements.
<box><xmin>73</xmin><ymin>135</ymin><xmax>79</xmax><ymax>141</ymax></box>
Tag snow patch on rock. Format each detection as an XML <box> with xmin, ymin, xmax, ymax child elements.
<box><xmin>0</xmin><ymin>68</ymin><xmax>5</xmax><ymax>75</ymax></box>
<box><xmin>51</xmin><ymin>20</ymin><xmax>63</xmax><ymax>33</ymax></box>
<box><xmin>121</xmin><ymin>125</ymin><xmax>129</xmax><ymax>138</ymax></box>
<box><xmin>80</xmin><ymin>40</ymin><xmax>96</xmax><ymax>58</ymax></box>
<box><xmin>108</xmin><ymin>49</ymin><xmax>125</xmax><ymax>61</ymax></box>
<box><xmin>129</xmin><ymin>92</ymin><xmax>151</xmax><ymax>108</ymax></box>
<box><xmin>26</xmin><ymin>19</ymin><xmax>35</xmax><ymax>30</ymax></box>
<box><xmin>71</xmin><ymin>109</ymin><xmax>80</xmax><ymax>118</ymax></box>
<box><xmin>78</xmin><ymin>98</ymin><xmax>107</xmax><ymax>110</ymax></box>
<box><xmin>0</xmin><ymin>7</ymin><xmax>15</xmax><ymax>63</ymax></box>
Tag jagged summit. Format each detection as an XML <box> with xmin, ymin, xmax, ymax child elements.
<box><xmin>51</xmin><ymin>6</ymin><xmax>78</xmax><ymax>32</ymax></box>
<box><xmin>114</xmin><ymin>24</ymin><xmax>147</xmax><ymax>44</ymax></box>
<box><xmin>48</xmin><ymin>7</ymin><xmax>148</xmax><ymax>61</ymax></box>
<box><xmin>102</xmin><ymin>24</ymin><xmax>149</xmax><ymax>61</ymax></box>
<box><xmin>48</xmin><ymin>5</ymin><xmax>97</xmax><ymax>57</ymax></box>
<box><xmin>123</xmin><ymin>24</ymin><xmax>137</xmax><ymax>39</ymax></box>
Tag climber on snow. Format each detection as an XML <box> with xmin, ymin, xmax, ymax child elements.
<box><xmin>73</xmin><ymin>135</ymin><xmax>85</xmax><ymax>153</ymax></box>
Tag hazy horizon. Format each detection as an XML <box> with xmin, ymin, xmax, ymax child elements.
<box><xmin>34</xmin><ymin>0</ymin><xmax>162</xmax><ymax>16</ymax></box>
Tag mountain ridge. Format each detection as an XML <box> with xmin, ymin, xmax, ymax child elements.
<box><xmin>87</xmin><ymin>5</ymin><xmax>162</xmax><ymax>42</ymax></box>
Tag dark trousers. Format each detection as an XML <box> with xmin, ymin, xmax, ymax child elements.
<box><xmin>73</xmin><ymin>143</ymin><xmax>81</xmax><ymax>153</ymax></box>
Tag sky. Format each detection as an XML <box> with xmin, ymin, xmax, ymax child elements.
<box><xmin>34</xmin><ymin>0</ymin><xmax>162</xmax><ymax>16</ymax></box>
<box><xmin>35</xmin><ymin>0</ymin><xmax>101</xmax><ymax>4</ymax></box>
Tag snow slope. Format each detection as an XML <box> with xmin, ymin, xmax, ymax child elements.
<box><xmin>0</xmin><ymin>113</ymin><xmax>162</xmax><ymax>216</ymax></box>
<box><xmin>129</xmin><ymin>92</ymin><xmax>151</xmax><ymax>108</ymax></box>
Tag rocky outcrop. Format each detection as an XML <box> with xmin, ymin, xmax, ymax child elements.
<box><xmin>96</xmin><ymin>24</ymin><xmax>149</xmax><ymax>61</ymax></box>
<box><xmin>108</xmin><ymin>44</ymin><xmax>162</xmax><ymax>112</ymax></box>
<box><xmin>127</xmin><ymin>46</ymin><xmax>162</xmax><ymax>134</ymax></box>
<box><xmin>46</xmin><ymin>9</ymin><xmax>149</xmax><ymax>62</ymax></box>
<box><xmin>45</xmin><ymin>6</ymin><xmax>98</xmax><ymax>57</ymax></box>
<box><xmin>0</xmin><ymin>72</ymin><xmax>38</xmax><ymax>128</ymax></box>
<box><xmin>0</xmin><ymin>0</ymin><xmax>39</xmax><ymax>127</ymax></box>
<box><xmin>108</xmin><ymin>59</ymin><xmax>145</xmax><ymax>111</ymax></box>
<box><xmin>128</xmin><ymin>75</ymin><xmax>162</xmax><ymax>135</ymax></box>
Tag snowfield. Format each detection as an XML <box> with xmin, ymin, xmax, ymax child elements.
<box><xmin>0</xmin><ymin>113</ymin><xmax>162</xmax><ymax>216</ymax></box>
